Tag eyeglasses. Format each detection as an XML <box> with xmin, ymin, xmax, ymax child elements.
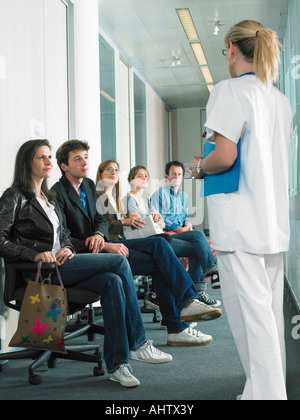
<box><xmin>222</xmin><ymin>49</ymin><xmax>227</xmax><ymax>56</ymax></box>
<box><xmin>104</xmin><ymin>168</ymin><xmax>119</xmax><ymax>173</ymax></box>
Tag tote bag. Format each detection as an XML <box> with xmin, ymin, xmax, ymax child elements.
<box><xmin>9</xmin><ymin>261</ymin><xmax>69</xmax><ymax>354</ymax></box>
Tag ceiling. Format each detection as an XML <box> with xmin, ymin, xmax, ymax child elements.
<box><xmin>98</xmin><ymin>0</ymin><xmax>288</xmax><ymax>109</ymax></box>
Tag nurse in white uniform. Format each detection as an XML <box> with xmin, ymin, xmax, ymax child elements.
<box><xmin>191</xmin><ymin>20</ymin><xmax>292</xmax><ymax>400</ymax></box>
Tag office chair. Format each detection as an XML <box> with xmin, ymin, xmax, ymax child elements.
<box><xmin>136</xmin><ymin>275</ymin><xmax>160</xmax><ymax>323</ymax></box>
<box><xmin>0</xmin><ymin>261</ymin><xmax>105</xmax><ymax>385</ymax></box>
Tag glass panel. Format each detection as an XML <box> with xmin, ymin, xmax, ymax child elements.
<box><xmin>134</xmin><ymin>73</ymin><xmax>147</xmax><ymax>166</ymax></box>
<box><xmin>280</xmin><ymin>0</ymin><xmax>300</xmax><ymax>308</ymax></box>
<box><xmin>99</xmin><ymin>34</ymin><xmax>116</xmax><ymax>161</ymax></box>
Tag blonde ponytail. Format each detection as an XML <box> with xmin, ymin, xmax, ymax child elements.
<box><xmin>224</xmin><ymin>20</ymin><xmax>281</xmax><ymax>86</ymax></box>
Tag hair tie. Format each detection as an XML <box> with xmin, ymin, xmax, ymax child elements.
<box><xmin>256</xmin><ymin>30</ymin><xmax>260</xmax><ymax>37</ymax></box>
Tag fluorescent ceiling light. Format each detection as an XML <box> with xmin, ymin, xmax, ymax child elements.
<box><xmin>200</xmin><ymin>66</ymin><xmax>214</xmax><ymax>85</ymax></box>
<box><xmin>191</xmin><ymin>43</ymin><xmax>208</xmax><ymax>67</ymax></box>
<box><xmin>191</xmin><ymin>43</ymin><xmax>214</xmax><ymax>85</ymax></box>
<box><xmin>207</xmin><ymin>84</ymin><xmax>214</xmax><ymax>93</ymax></box>
<box><xmin>100</xmin><ymin>90</ymin><xmax>115</xmax><ymax>103</ymax></box>
<box><xmin>176</xmin><ymin>8</ymin><xmax>199</xmax><ymax>41</ymax></box>
<box><xmin>176</xmin><ymin>8</ymin><xmax>214</xmax><ymax>93</ymax></box>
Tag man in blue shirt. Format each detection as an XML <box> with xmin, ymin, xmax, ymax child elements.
<box><xmin>152</xmin><ymin>162</ymin><xmax>191</xmax><ymax>233</ymax></box>
<box><xmin>151</xmin><ymin>161</ymin><xmax>221</xmax><ymax>302</ymax></box>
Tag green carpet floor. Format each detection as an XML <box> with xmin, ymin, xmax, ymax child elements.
<box><xmin>0</xmin><ymin>285</ymin><xmax>299</xmax><ymax>401</ymax></box>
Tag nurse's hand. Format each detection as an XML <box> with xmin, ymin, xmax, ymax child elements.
<box><xmin>190</xmin><ymin>155</ymin><xmax>203</xmax><ymax>179</ymax></box>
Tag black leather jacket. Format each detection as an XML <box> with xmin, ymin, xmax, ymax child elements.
<box><xmin>0</xmin><ymin>186</ymin><xmax>75</xmax><ymax>263</ymax></box>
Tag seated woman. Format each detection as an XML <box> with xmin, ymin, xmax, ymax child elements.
<box><xmin>0</xmin><ymin>139</ymin><xmax>174</xmax><ymax>389</ymax></box>
<box><xmin>95</xmin><ymin>160</ymin><xmax>222</xmax><ymax>347</ymax></box>
<box><xmin>126</xmin><ymin>166</ymin><xmax>220</xmax><ymax>308</ymax></box>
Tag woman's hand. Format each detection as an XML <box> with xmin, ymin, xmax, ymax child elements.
<box><xmin>152</xmin><ymin>211</ymin><xmax>165</xmax><ymax>229</ymax></box>
<box><xmin>34</xmin><ymin>248</ymin><xmax>74</xmax><ymax>266</ymax></box>
<box><xmin>55</xmin><ymin>248</ymin><xmax>74</xmax><ymax>265</ymax></box>
<box><xmin>122</xmin><ymin>213</ymin><xmax>145</xmax><ymax>229</ymax></box>
<box><xmin>152</xmin><ymin>211</ymin><xmax>161</xmax><ymax>223</ymax></box>
<box><xmin>34</xmin><ymin>251</ymin><xmax>57</xmax><ymax>264</ymax></box>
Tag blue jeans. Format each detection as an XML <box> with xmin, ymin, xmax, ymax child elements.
<box><xmin>52</xmin><ymin>253</ymin><xmax>146</xmax><ymax>373</ymax></box>
<box><xmin>113</xmin><ymin>237</ymin><xmax>199</xmax><ymax>333</ymax></box>
<box><xmin>171</xmin><ymin>230</ymin><xmax>217</xmax><ymax>289</ymax></box>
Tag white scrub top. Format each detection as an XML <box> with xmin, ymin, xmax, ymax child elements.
<box><xmin>204</xmin><ymin>74</ymin><xmax>292</xmax><ymax>255</ymax></box>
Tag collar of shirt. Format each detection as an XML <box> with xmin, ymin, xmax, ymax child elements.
<box><xmin>166</xmin><ymin>184</ymin><xmax>182</xmax><ymax>197</ymax></box>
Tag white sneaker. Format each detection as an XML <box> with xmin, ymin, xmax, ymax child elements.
<box><xmin>160</xmin><ymin>321</ymin><xmax>198</xmax><ymax>330</ymax></box>
<box><xmin>109</xmin><ymin>364</ymin><xmax>140</xmax><ymax>388</ymax></box>
<box><xmin>180</xmin><ymin>299</ymin><xmax>222</xmax><ymax>322</ymax></box>
<box><xmin>168</xmin><ymin>327</ymin><xmax>213</xmax><ymax>347</ymax></box>
<box><xmin>129</xmin><ymin>340</ymin><xmax>173</xmax><ymax>364</ymax></box>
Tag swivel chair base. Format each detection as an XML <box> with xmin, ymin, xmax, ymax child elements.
<box><xmin>0</xmin><ymin>323</ymin><xmax>104</xmax><ymax>385</ymax></box>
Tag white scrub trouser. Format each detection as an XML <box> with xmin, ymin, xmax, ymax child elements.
<box><xmin>217</xmin><ymin>251</ymin><xmax>287</xmax><ymax>400</ymax></box>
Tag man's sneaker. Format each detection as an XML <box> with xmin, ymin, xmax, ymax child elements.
<box><xmin>160</xmin><ymin>320</ymin><xmax>197</xmax><ymax>330</ymax></box>
<box><xmin>129</xmin><ymin>340</ymin><xmax>173</xmax><ymax>364</ymax></box>
<box><xmin>199</xmin><ymin>291</ymin><xmax>221</xmax><ymax>308</ymax></box>
<box><xmin>109</xmin><ymin>364</ymin><xmax>140</xmax><ymax>388</ymax></box>
<box><xmin>203</xmin><ymin>266</ymin><xmax>218</xmax><ymax>277</ymax></box>
<box><xmin>211</xmin><ymin>272</ymin><xmax>221</xmax><ymax>289</ymax></box>
<box><xmin>168</xmin><ymin>327</ymin><xmax>213</xmax><ymax>347</ymax></box>
<box><xmin>145</xmin><ymin>292</ymin><xmax>160</xmax><ymax>311</ymax></box>
<box><xmin>180</xmin><ymin>299</ymin><xmax>222</xmax><ymax>322</ymax></box>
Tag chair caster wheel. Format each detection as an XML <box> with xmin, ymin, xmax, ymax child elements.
<box><xmin>28</xmin><ymin>374</ymin><xmax>41</xmax><ymax>385</ymax></box>
<box><xmin>93</xmin><ymin>366</ymin><xmax>104</xmax><ymax>377</ymax></box>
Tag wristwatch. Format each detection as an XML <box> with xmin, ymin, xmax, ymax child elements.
<box><xmin>94</xmin><ymin>231</ymin><xmax>105</xmax><ymax>238</ymax></box>
<box><xmin>196</xmin><ymin>160</ymin><xmax>206</xmax><ymax>179</ymax></box>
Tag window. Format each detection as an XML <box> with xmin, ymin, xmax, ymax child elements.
<box><xmin>280</xmin><ymin>0</ymin><xmax>300</xmax><ymax>309</ymax></box>
<box><xmin>99</xmin><ymin>34</ymin><xmax>116</xmax><ymax>161</ymax></box>
<box><xmin>134</xmin><ymin>74</ymin><xmax>147</xmax><ymax>166</ymax></box>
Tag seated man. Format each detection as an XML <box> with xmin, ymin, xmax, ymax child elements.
<box><xmin>51</xmin><ymin>141</ymin><xmax>222</xmax><ymax>348</ymax></box>
<box><xmin>151</xmin><ymin>161</ymin><xmax>220</xmax><ymax>292</ymax></box>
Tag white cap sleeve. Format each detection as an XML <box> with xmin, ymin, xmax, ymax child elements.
<box><xmin>205</xmin><ymin>80</ymin><xmax>246</xmax><ymax>144</ymax></box>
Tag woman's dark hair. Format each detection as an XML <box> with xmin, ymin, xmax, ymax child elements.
<box><xmin>12</xmin><ymin>139</ymin><xmax>56</xmax><ymax>200</ymax></box>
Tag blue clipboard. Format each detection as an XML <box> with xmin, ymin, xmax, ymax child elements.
<box><xmin>200</xmin><ymin>140</ymin><xmax>241</xmax><ymax>197</ymax></box>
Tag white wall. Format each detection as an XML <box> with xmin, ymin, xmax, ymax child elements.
<box><xmin>0</xmin><ymin>0</ymin><xmax>71</xmax><ymax>352</ymax></box>
<box><xmin>0</xmin><ymin>0</ymin><xmax>70</xmax><ymax>194</ymax></box>
<box><xmin>72</xmin><ymin>0</ymin><xmax>101</xmax><ymax>180</ymax></box>
<box><xmin>177</xmin><ymin>108</ymin><xmax>204</xmax><ymax>164</ymax></box>
<box><xmin>146</xmin><ymin>85</ymin><xmax>169</xmax><ymax>180</ymax></box>
<box><xmin>175</xmin><ymin>108</ymin><xmax>207</xmax><ymax>228</ymax></box>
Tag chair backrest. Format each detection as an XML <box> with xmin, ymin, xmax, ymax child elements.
<box><xmin>3</xmin><ymin>261</ymin><xmax>56</xmax><ymax>312</ymax></box>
